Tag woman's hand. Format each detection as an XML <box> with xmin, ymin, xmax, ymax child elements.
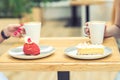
<box><xmin>84</xmin><ymin>22</ymin><xmax>107</xmax><ymax>38</ymax></box>
<box><xmin>3</xmin><ymin>24</ymin><xmax>25</xmax><ymax>38</ymax></box>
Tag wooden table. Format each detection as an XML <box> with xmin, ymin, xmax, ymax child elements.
<box><xmin>0</xmin><ymin>37</ymin><xmax>119</xmax><ymax>80</ymax></box>
<box><xmin>71</xmin><ymin>0</ymin><xmax>109</xmax><ymax>5</ymax></box>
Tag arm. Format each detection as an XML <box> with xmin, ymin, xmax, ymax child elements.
<box><xmin>105</xmin><ymin>0</ymin><xmax>120</xmax><ymax>38</ymax></box>
<box><xmin>114</xmin><ymin>0</ymin><xmax>120</xmax><ymax>27</ymax></box>
<box><xmin>0</xmin><ymin>31</ymin><xmax>7</xmax><ymax>43</ymax></box>
<box><xmin>105</xmin><ymin>25</ymin><xmax>120</xmax><ymax>38</ymax></box>
<box><xmin>0</xmin><ymin>29</ymin><xmax>10</xmax><ymax>43</ymax></box>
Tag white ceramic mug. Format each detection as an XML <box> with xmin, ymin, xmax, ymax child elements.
<box><xmin>88</xmin><ymin>21</ymin><xmax>106</xmax><ymax>44</ymax></box>
<box><xmin>24</xmin><ymin>22</ymin><xmax>41</xmax><ymax>44</ymax></box>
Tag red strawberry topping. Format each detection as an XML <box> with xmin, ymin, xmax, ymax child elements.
<box><xmin>23</xmin><ymin>37</ymin><xmax>40</xmax><ymax>55</ymax></box>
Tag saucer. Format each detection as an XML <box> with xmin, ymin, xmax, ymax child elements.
<box><xmin>8</xmin><ymin>45</ymin><xmax>55</xmax><ymax>59</ymax></box>
<box><xmin>64</xmin><ymin>46</ymin><xmax>112</xmax><ymax>59</ymax></box>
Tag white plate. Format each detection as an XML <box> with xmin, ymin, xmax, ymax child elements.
<box><xmin>64</xmin><ymin>46</ymin><xmax>112</xmax><ymax>59</ymax></box>
<box><xmin>8</xmin><ymin>45</ymin><xmax>55</xmax><ymax>59</ymax></box>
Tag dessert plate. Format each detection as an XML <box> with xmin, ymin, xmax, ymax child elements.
<box><xmin>64</xmin><ymin>46</ymin><xmax>112</xmax><ymax>59</ymax></box>
<box><xmin>8</xmin><ymin>45</ymin><xmax>55</xmax><ymax>59</ymax></box>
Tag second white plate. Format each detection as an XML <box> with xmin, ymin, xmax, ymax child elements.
<box><xmin>64</xmin><ymin>46</ymin><xmax>112</xmax><ymax>59</ymax></box>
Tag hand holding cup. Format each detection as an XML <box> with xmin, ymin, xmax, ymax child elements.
<box><xmin>84</xmin><ymin>21</ymin><xmax>106</xmax><ymax>44</ymax></box>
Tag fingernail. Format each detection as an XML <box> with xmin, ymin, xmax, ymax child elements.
<box><xmin>17</xmin><ymin>30</ymin><xmax>21</xmax><ymax>33</ymax></box>
<box><xmin>14</xmin><ymin>31</ymin><xmax>18</xmax><ymax>36</ymax></box>
<box><xmin>17</xmin><ymin>27</ymin><xmax>22</xmax><ymax>33</ymax></box>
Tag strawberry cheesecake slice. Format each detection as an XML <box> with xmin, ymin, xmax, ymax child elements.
<box><xmin>23</xmin><ymin>37</ymin><xmax>40</xmax><ymax>55</ymax></box>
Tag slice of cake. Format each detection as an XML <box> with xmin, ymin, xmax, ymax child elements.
<box><xmin>76</xmin><ymin>43</ymin><xmax>104</xmax><ymax>55</ymax></box>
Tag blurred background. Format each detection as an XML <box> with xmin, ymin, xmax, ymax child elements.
<box><xmin>0</xmin><ymin>0</ymin><xmax>113</xmax><ymax>38</ymax></box>
<box><xmin>0</xmin><ymin>0</ymin><xmax>118</xmax><ymax>80</ymax></box>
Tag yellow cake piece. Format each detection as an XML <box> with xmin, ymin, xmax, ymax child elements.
<box><xmin>76</xmin><ymin>43</ymin><xmax>104</xmax><ymax>55</ymax></box>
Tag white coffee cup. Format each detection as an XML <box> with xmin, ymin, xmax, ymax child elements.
<box><xmin>88</xmin><ymin>21</ymin><xmax>106</xmax><ymax>44</ymax></box>
<box><xmin>24</xmin><ymin>22</ymin><xmax>41</xmax><ymax>44</ymax></box>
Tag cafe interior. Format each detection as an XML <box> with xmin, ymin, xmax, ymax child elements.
<box><xmin>0</xmin><ymin>0</ymin><xmax>119</xmax><ymax>80</ymax></box>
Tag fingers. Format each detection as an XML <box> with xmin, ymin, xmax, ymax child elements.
<box><xmin>12</xmin><ymin>24</ymin><xmax>25</xmax><ymax>37</ymax></box>
<box><xmin>8</xmin><ymin>24</ymin><xmax>21</xmax><ymax>31</ymax></box>
<box><xmin>12</xmin><ymin>32</ymin><xmax>23</xmax><ymax>38</ymax></box>
<box><xmin>84</xmin><ymin>27</ymin><xmax>90</xmax><ymax>35</ymax></box>
<box><xmin>84</xmin><ymin>22</ymin><xmax>90</xmax><ymax>35</ymax></box>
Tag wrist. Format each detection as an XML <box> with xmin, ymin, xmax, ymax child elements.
<box><xmin>115</xmin><ymin>24</ymin><xmax>120</xmax><ymax>30</ymax></box>
<box><xmin>4</xmin><ymin>29</ymin><xmax>10</xmax><ymax>36</ymax></box>
<box><xmin>104</xmin><ymin>25</ymin><xmax>115</xmax><ymax>38</ymax></box>
<box><xmin>1</xmin><ymin>29</ymin><xmax>10</xmax><ymax>39</ymax></box>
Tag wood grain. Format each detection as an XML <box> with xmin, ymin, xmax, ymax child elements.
<box><xmin>0</xmin><ymin>37</ymin><xmax>119</xmax><ymax>71</ymax></box>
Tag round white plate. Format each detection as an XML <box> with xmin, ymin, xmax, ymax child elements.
<box><xmin>64</xmin><ymin>46</ymin><xmax>112</xmax><ymax>59</ymax></box>
<box><xmin>8</xmin><ymin>45</ymin><xmax>55</xmax><ymax>59</ymax></box>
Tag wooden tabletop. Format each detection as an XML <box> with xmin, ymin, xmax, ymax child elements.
<box><xmin>71</xmin><ymin>0</ymin><xmax>113</xmax><ymax>6</ymax></box>
<box><xmin>0</xmin><ymin>37</ymin><xmax>120</xmax><ymax>71</ymax></box>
